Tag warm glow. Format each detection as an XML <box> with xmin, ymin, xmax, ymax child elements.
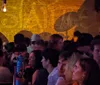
<box><xmin>2</xmin><ymin>4</ymin><xmax>7</xmax><ymax>12</ymax></box>
<box><xmin>0</xmin><ymin>0</ymin><xmax>84</xmax><ymax>42</ymax></box>
<box><xmin>2</xmin><ymin>7</ymin><xmax>7</xmax><ymax>12</ymax></box>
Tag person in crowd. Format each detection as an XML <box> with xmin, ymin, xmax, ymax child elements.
<box><xmin>10</xmin><ymin>45</ymin><xmax>20</xmax><ymax>63</ymax></box>
<box><xmin>3</xmin><ymin>41</ymin><xmax>8</xmax><ymax>52</ymax></box>
<box><xmin>33</xmin><ymin>68</ymin><xmax>49</xmax><ymax>85</ymax></box>
<box><xmin>41</xmin><ymin>48</ymin><xmax>60</xmax><ymax>85</ymax></box>
<box><xmin>56</xmin><ymin>51</ymin><xmax>74</xmax><ymax>85</ymax></box>
<box><xmin>24</xmin><ymin>50</ymin><xmax>43</xmax><ymax>85</ymax></box>
<box><xmin>27</xmin><ymin>34</ymin><xmax>42</xmax><ymax>53</ymax></box>
<box><xmin>9</xmin><ymin>45</ymin><xmax>20</xmax><ymax>74</ymax></box>
<box><xmin>72</xmin><ymin>58</ymin><xmax>100</xmax><ymax>85</ymax></box>
<box><xmin>62</xmin><ymin>40</ymin><xmax>78</xmax><ymax>52</ymax></box>
<box><xmin>0</xmin><ymin>50</ymin><xmax>13</xmax><ymax>84</ymax></box>
<box><xmin>48</xmin><ymin>34</ymin><xmax>63</xmax><ymax>51</ymax></box>
<box><xmin>63</xmin><ymin>51</ymin><xmax>84</xmax><ymax>85</ymax></box>
<box><xmin>76</xmin><ymin>33</ymin><xmax>93</xmax><ymax>55</ymax></box>
<box><xmin>27</xmin><ymin>50</ymin><xmax>48</xmax><ymax>85</ymax></box>
<box><xmin>14</xmin><ymin>33</ymin><xmax>25</xmax><ymax>46</ymax></box>
<box><xmin>31</xmin><ymin>34</ymin><xmax>41</xmax><ymax>43</ymax></box>
<box><xmin>31</xmin><ymin>50</ymin><xmax>43</xmax><ymax>85</ymax></box>
<box><xmin>73</xmin><ymin>30</ymin><xmax>81</xmax><ymax>42</ymax></box>
<box><xmin>91</xmin><ymin>38</ymin><xmax>100</xmax><ymax>67</ymax></box>
<box><xmin>33</xmin><ymin>39</ymin><xmax>45</xmax><ymax>52</ymax></box>
<box><xmin>24</xmin><ymin>37</ymin><xmax>31</xmax><ymax>53</ymax></box>
<box><xmin>15</xmin><ymin>44</ymin><xmax>27</xmax><ymax>85</ymax></box>
<box><xmin>3</xmin><ymin>42</ymin><xmax>15</xmax><ymax>72</ymax></box>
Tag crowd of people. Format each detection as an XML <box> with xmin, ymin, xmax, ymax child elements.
<box><xmin>0</xmin><ymin>31</ymin><xmax>100</xmax><ymax>85</ymax></box>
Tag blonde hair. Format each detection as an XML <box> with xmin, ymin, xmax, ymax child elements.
<box><xmin>67</xmin><ymin>51</ymin><xmax>88</xmax><ymax>69</ymax></box>
<box><xmin>64</xmin><ymin>52</ymin><xmax>84</xmax><ymax>83</ymax></box>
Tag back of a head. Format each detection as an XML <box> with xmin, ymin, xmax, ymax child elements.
<box><xmin>77</xmin><ymin>33</ymin><xmax>93</xmax><ymax>46</ymax></box>
<box><xmin>74</xmin><ymin>30</ymin><xmax>81</xmax><ymax>37</ymax></box>
<box><xmin>91</xmin><ymin>35</ymin><xmax>100</xmax><ymax>50</ymax></box>
<box><xmin>50</xmin><ymin>34</ymin><xmax>63</xmax><ymax>39</ymax></box>
<box><xmin>43</xmin><ymin>48</ymin><xmax>60</xmax><ymax>67</ymax></box>
<box><xmin>15</xmin><ymin>44</ymin><xmax>27</xmax><ymax>52</ymax></box>
<box><xmin>62</xmin><ymin>40</ymin><xmax>77</xmax><ymax>52</ymax></box>
<box><xmin>59</xmin><ymin>51</ymin><xmax>73</xmax><ymax>60</ymax></box>
<box><xmin>79</xmin><ymin>58</ymin><xmax>100</xmax><ymax>85</ymax></box>
<box><xmin>94</xmin><ymin>35</ymin><xmax>100</xmax><ymax>39</ymax></box>
<box><xmin>48</xmin><ymin>34</ymin><xmax>63</xmax><ymax>50</ymax></box>
<box><xmin>49</xmin><ymin>34</ymin><xmax>63</xmax><ymax>42</ymax></box>
<box><xmin>31</xmin><ymin>34</ymin><xmax>41</xmax><ymax>42</ymax></box>
<box><xmin>91</xmin><ymin>38</ymin><xmax>100</xmax><ymax>51</ymax></box>
<box><xmin>35</xmin><ymin>40</ymin><xmax>45</xmax><ymax>47</ymax></box>
<box><xmin>5</xmin><ymin>42</ymin><xmax>14</xmax><ymax>52</ymax></box>
<box><xmin>14</xmin><ymin>33</ymin><xmax>25</xmax><ymax>45</ymax></box>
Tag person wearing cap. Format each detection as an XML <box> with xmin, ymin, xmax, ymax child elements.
<box><xmin>27</xmin><ymin>34</ymin><xmax>41</xmax><ymax>53</ymax></box>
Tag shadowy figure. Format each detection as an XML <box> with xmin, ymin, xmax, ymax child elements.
<box><xmin>19</xmin><ymin>30</ymin><xmax>33</xmax><ymax>39</ymax></box>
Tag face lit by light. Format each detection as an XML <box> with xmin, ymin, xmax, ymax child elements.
<box><xmin>93</xmin><ymin>45</ymin><xmax>100</xmax><ymax>66</ymax></box>
<box><xmin>57</xmin><ymin>57</ymin><xmax>67</xmax><ymax>77</ymax></box>
<box><xmin>72</xmin><ymin>61</ymin><xmax>85</xmax><ymax>82</ymax></box>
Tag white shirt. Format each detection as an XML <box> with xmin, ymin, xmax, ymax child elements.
<box><xmin>47</xmin><ymin>67</ymin><xmax>59</xmax><ymax>85</ymax></box>
<box><xmin>55</xmin><ymin>77</ymin><xmax>66</xmax><ymax>85</ymax></box>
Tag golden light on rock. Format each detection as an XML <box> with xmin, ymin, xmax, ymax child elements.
<box><xmin>0</xmin><ymin>0</ymin><xmax>85</xmax><ymax>42</ymax></box>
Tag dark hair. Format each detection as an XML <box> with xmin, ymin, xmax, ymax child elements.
<box><xmin>0</xmin><ymin>50</ymin><xmax>3</xmax><ymax>57</ymax></box>
<box><xmin>48</xmin><ymin>34</ymin><xmax>63</xmax><ymax>49</ymax></box>
<box><xmin>59</xmin><ymin>51</ymin><xmax>73</xmax><ymax>60</ymax></box>
<box><xmin>94</xmin><ymin>35</ymin><xmax>100</xmax><ymax>39</ymax></box>
<box><xmin>60</xmin><ymin>50</ymin><xmax>84</xmax><ymax>61</ymax></box>
<box><xmin>14</xmin><ymin>33</ymin><xmax>24</xmax><ymax>45</ymax></box>
<box><xmin>5</xmin><ymin>42</ymin><xmax>14</xmax><ymax>52</ymax></box>
<box><xmin>77</xmin><ymin>33</ymin><xmax>93</xmax><ymax>46</ymax></box>
<box><xmin>42</xmin><ymin>48</ymin><xmax>60</xmax><ymax>67</ymax></box>
<box><xmin>24</xmin><ymin>37</ymin><xmax>31</xmax><ymax>47</ymax></box>
<box><xmin>74</xmin><ymin>30</ymin><xmax>81</xmax><ymax>37</ymax></box>
<box><xmin>15</xmin><ymin>44</ymin><xmax>27</xmax><ymax>52</ymax></box>
<box><xmin>79</xmin><ymin>58</ymin><xmax>100</xmax><ymax>85</ymax></box>
<box><xmin>91</xmin><ymin>39</ymin><xmax>100</xmax><ymax>51</ymax></box>
<box><xmin>50</xmin><ymin>34</ymin><xmax>63</xmax><ymax>40</ymax></box>
<box><xmin>35</xmin><ymin>40</ymin><xmax>45</xmax><ymax>47</ymax></box>
<box><xmin>62</xmin><ymin>40</ymin><xmax>78</xmax><ymax>52</ymax></box>
<box><xmin>31</xmin><ymin>50</ymin><xmax>43</xmax><ymax>70</ymax></box>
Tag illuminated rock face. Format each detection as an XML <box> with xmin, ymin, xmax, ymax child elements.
<box><xmin>0</xmin><ymin>0</ymin><xmax>84</xmax><ymax>42</ymax></box>
<box><xmin>55</xmin><ymin>0</ymin><xmax>100</xmax><ymax>36</ymax></box>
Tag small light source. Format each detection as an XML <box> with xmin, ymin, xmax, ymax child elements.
<box><xmin>2</xmin><ymin>4</ymin><xmax>7</xmax><ymax>12</ymax></box>
<box><xmin>2</xmin><ymin>0</ymin><xmax>7</xmax><ymax>12</ymax></box>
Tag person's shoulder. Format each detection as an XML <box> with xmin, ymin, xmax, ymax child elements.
<box><xmin>38</xmin><ymin>69</ymin><xmax>49</xmax><ymax>76</ymax></box>
<box><xmin>50</xmin><ymin>67</ymin><xmax>58</xmax><ymax>76</ymax></box>
<box><xmin>0</xmin><ymin>66</ymin><xmax>9</xmax><ymax>71</ymax></box>
<box><xmin>0</xmin><ymin>66</ymin><xmax>12</xmax><ymax>77</ymax></box>
<box><xmin>39</xmin><ymin>68</ymin><xmax>48</xmax><ymax>73</ymax></box>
